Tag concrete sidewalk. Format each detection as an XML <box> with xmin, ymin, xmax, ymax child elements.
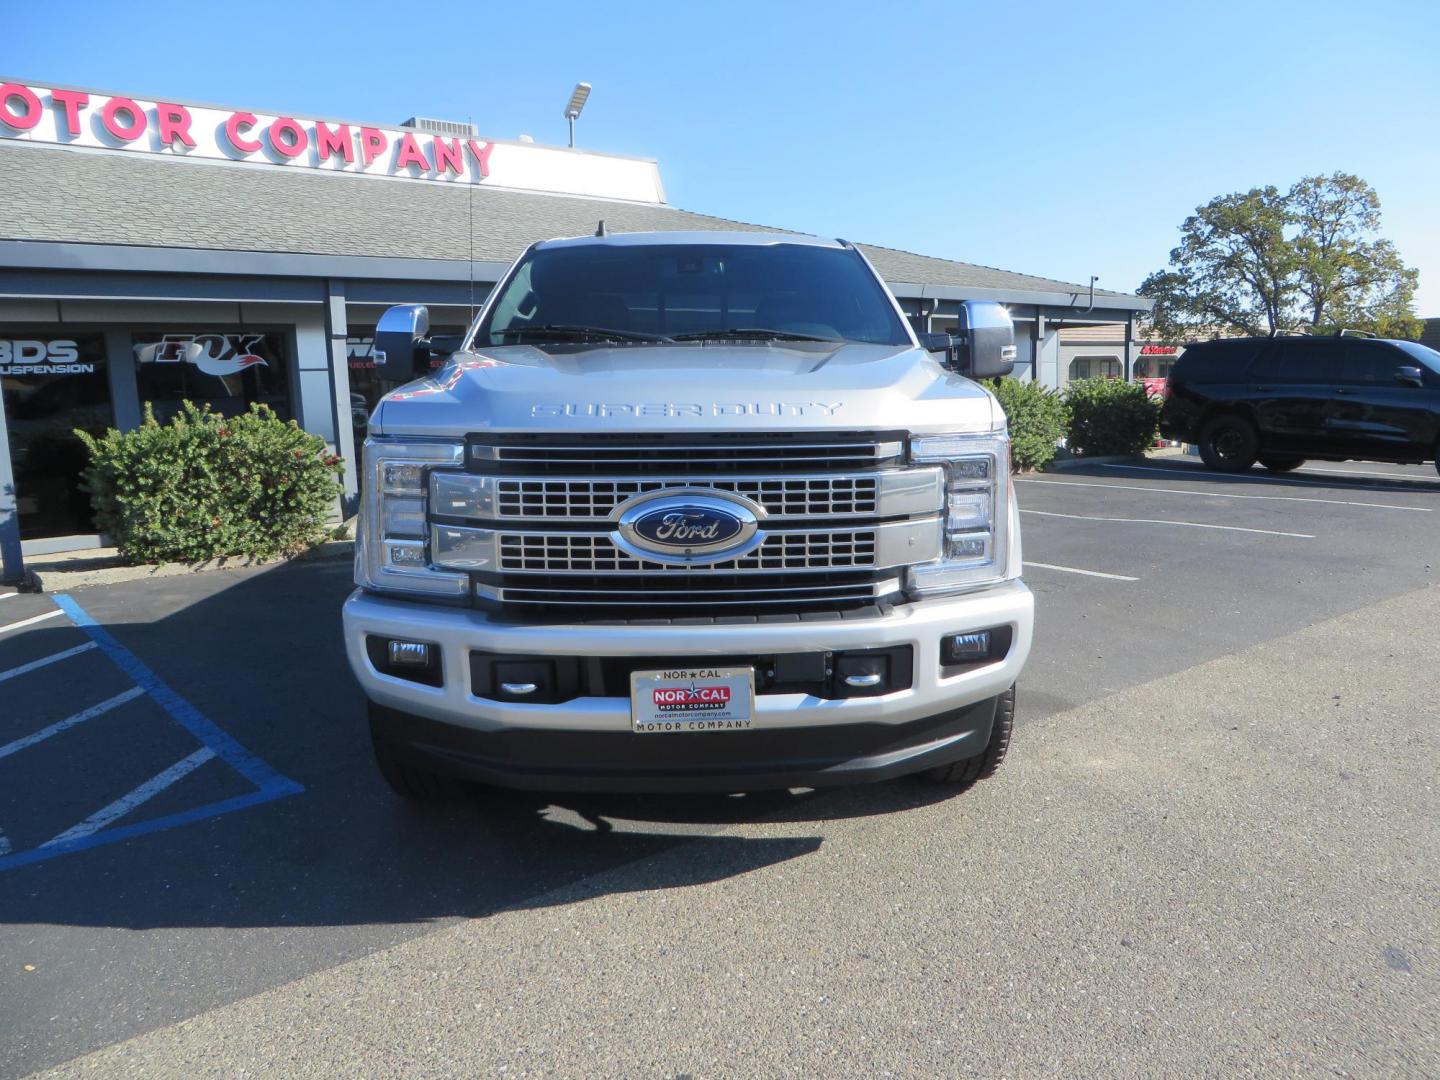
<box><xmin>32</xmin><ymin>584</ymin><xmax>1439</xmax><ymax>1079</ymax></box>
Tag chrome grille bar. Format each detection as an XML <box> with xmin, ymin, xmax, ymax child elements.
<box><xmin>432</xmin><ymin>518</ymin><xmax>942</xmax><ymax>575</ymax></box>
<box><xmin>482</xmin><ymin>577</ymin><xmax>897</xmax><ymax>608</ymax></box>
<box><xmin>431</xmin><ymin>468</ymin><xmax>943</xmax><ymax>523</ymax></box>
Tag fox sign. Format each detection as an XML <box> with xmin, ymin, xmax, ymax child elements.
<box><xmin>0</xmin><ymin>80</ymin><xmax>666</xmax><ymax>203</ymax></box>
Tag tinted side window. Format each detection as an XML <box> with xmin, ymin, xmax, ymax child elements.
<box><xmin>1339</xmin><ymin>343</ymin><xmax>1399</xmax><ymax>384</ymax></box>
<box><xmin>1171</xmin><ymin>341</ymin><xmax>1264</xmax><ymax>382</ymax></box>
<box><xmin>1252</xmin><ymin>341</ymin><xmax>1341</xmax><ymax>382</ymax></box>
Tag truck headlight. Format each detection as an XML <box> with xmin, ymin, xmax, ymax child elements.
<box><xmin>906</xmin><ymin>431</ymin><xmax>1015</xmax><ymax>597</ymax></box>
<box><xmin>356</xmin><ymin>437</ymin><xmax>469</xmax><ymax>599</ymax></box>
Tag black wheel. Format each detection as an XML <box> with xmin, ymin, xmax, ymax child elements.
<box><xmin>1197</xmin><ymin>414</ymin><xmax>1259</xmax><ymax>472</ymax></box>
<box><xmin>1258</xmin><ymin>455</ymin><xmax>1305</xmax><ymax>472</ymax></box>
<box><xmin>922</xmin><ymin>685</ymin><xmax>1015</xmax><ymax>790</ymax></box>
<box><xmin>369</xmin><ymin>704</ymin><xmax>462</xmax><ymax>803</ymax></box>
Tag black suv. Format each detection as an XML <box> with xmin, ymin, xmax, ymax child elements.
<box><xmin>1159</xmin><ymin>334</ymin><xmax>1440</xmax><ymax>474</ymax></box>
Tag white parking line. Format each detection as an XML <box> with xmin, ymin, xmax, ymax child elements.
<box><xmin>1017</xmin><ymin>476</ymin><xmax>1432</xmax><ymax>512</ymax></box>
<box><xmin>1023</xmin><ymin>561</ymin><xmax>1139</xmax><ymax>582</ymax></box>
<box><xmin>1296</xmin><ymin>465</ymin><xmax>1439</xmax><ymax>481</ymax></box>
<box><xmin>1021</xmin><ymin>508</ymin><xmax>1314</xmax><ymax>538</ymax></box>
<box><xmin>0</xmin><ymin>592</ymin><xmax>15</xmax><ymax>601</ymax></box>
<box><xmin>44</xmin><ymin>747</ymin><xmax>218</xmax><ymax>847</ymax></box>
<box><xmin>0</xmin><ymin>687</ymin><xmax>146</xmax><ymax>760</ymax></box>
<box><xmin>0</xmin><ymin>608</ymin><xmax>65</xmax><ymax>636</ymax></box>
<box><xmin>0</xmin><ymin>642</ymin><xmax>98</xmax><ymax>684</ymax></box>
<box><xmin>1100</xmin><ymin>462</ymin><xmax>1439</xmax><ymax>495</ymax></box>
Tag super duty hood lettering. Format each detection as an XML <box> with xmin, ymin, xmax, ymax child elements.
<box><xmin>532</xmin><ymin>401</ymin><xmax>843</xmax><ymax>419</ymax></box>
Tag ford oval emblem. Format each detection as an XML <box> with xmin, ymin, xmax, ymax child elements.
<box><xmin>613</xmin><ymin>491</ymin><xmax>763</xmax><ymax>564</ymax></box>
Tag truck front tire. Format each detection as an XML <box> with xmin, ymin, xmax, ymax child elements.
<box><xmin>921</xmin><ymin>685</ymin><xmax>1015</xmax><ymax>790</ymax></box>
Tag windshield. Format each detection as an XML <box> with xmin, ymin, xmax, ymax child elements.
<box><xmin>1393</xmin><ymin>340</ymin><xmax>1440</xmax><ymax>373</ymax></box>
<box><xmin>473</xmin><ymin>242</ymin><xmax>912</xmax><ymax>348</ymax></box>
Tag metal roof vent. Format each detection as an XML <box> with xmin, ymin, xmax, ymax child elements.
<box><xmin>401</xmin><ymin>117</ymin><xmax>479</xmax><ymax>138</ymax></box>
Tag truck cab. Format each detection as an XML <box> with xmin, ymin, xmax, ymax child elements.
<box><xmin>343</xmin><ymin>231</ymin><xmax>1033</xmax><ymax>797</ymax></box>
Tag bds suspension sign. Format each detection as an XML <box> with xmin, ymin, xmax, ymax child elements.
<box><xmin>0</xmin><ymin>80</ymin><xmax>665</xmax><ymax>203</ymax></box>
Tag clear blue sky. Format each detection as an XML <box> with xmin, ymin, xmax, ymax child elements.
<box><xmin>7</xmin><ymin>0</ymin><xmax>1439</xmax><ymax>311</ymax></box>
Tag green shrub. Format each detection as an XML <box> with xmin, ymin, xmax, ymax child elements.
<box><xmin>1063</xmin><ymin>377</ymin><xmax>1161</xmax><ymax>457</ymax></box>
<box><xmin>990</xmin><ymin>376</ymin><xmax>1069</xmax><ymax>471</ymax></box>
<box><xmin>77</xmin><ymin>401</ymin><xmax>344</xmax><ymax>564</ymax></box>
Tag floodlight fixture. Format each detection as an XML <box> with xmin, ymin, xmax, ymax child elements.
<box><xmin>564</xmin><ymin>82</ymin><xmax>591</xmax><ymax>147</ymax></box>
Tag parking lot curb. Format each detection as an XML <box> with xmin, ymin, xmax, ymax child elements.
<box><xmin>29</xmin><ymin>539</ymin><xmax>355</xmax><ymax>594</ymax></box>
<box><xmin>1045</xmin><ymin>454</ymin><xmax>1140</xmax><ymax>471</ymax></box>
<box><xmin>1045</xmin><ymin>447</ymin><xmax>1190</xmax><ymax>472</ymax></box>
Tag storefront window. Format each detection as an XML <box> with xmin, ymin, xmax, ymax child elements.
<box><xmin>132</xmin><ymin>331</ymin><xmax>291</xmax><ymax>423</ymax></box>
<box><xmin>1</xmin><ymin>332</ymin><xmax>113</xmax><ymax>539</ymax></box>
<box><xmin>1069</xmin><ymin>355</ymin><xmax>1121</xmax><ymax>381</ymax></box>
<box><xmin>1132</xmin><ymin>355</ymin><xmax>1177</xmax><ymax>380</ymax></box>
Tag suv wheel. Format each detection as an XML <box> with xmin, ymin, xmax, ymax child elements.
<box><xmin>922</xmin><ymin>685</ymin><xmax>1015</xmax><ymax>790</ymax></box>
<box><xmin>1258</xmin><ymin>454</ymin><xmax>1305</xmax><ymax>472</ymax></box>
<box><xmin>1198</xmin><ymin>415</ymin><xmax>1259</xmax><ymax>472</ymax></box>
<box><xmin>370</xmin><ymin>705</ymin><xmax>462</xmax><ymax>804</ymax></box>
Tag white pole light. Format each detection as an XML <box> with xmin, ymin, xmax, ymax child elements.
<box><xmin>565</xmin><ymin>82</ymin><xmax>591</xmax><ymax>147</ymax></box>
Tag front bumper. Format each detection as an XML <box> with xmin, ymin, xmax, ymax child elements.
<box><xmin>343</xmin><ymin>580</ymin><xmax>1032</xmax><ymax>790</ymax></box>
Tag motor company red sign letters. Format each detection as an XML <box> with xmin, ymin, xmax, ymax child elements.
<box><xmin>0</xmin><ymin>80</ymin><xmax>666</xmax><ymax>202</ymax></box>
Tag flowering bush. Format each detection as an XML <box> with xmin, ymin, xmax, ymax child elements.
<box><xmin>77</xmin><ymin>401</ymin><xmax>344</xmax><ymax>564</ymax></box>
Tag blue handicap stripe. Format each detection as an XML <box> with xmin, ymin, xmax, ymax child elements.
<box><xmin>51</xmin><ymin>593</ymin><xmax>303</xmax><ymax>797</ymax></box>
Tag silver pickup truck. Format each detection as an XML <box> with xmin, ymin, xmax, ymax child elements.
<box><xmin>342</xmin><ymin>231</ymin><xmax>1033</xmax><ymax>799</ymax></box>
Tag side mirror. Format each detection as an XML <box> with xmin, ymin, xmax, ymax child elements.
<box><xmin>1396</xmin><ymin>364</ymin><xmax>1425</xmax><ymax>388</ymax></box>
<box><xmin>918</xmin><ymin>331</ymin><xmax>953</xmax><ymax>353</ymax></box>
<box><xmin>373</xmin><ymin>304</ymin><xmax>432</xmax><ymax>379</ymax></box>
<box><xmin>952</xmin><ymin>300</ymin><xmax>1016</xmax><ymax>379</ymax></box>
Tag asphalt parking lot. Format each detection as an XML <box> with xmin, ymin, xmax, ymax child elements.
<box><xmin>1</xmin><ymin>454</ymin><xmax>1437</xmax><ymax>1077</ymax></box>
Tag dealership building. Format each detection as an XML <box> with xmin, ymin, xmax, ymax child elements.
<box><xmin>0</xmin><ymin>77</ymin><xmax>1151</xmax><ymax>560</ymax></box>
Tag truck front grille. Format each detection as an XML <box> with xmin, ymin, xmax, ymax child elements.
<box><xmin>448</xmin><ymin>432</ymin><xmax>935</xmax><ymax>617</ymax></box>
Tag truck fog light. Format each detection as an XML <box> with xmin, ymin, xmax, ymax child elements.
<box><xmin>387</xmin><ymin>640</ymin><xmax>433</xmax><ymax>666</ymax></box>
<box><xmin>942</xmin><ymin>631</ymin><xmax>990</xmax><ymax>663</ymax></box>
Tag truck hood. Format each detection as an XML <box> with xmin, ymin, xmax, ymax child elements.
<box><xmin>371</xmin><ymin>340</ymin><xmax>1001</xmax><ymax>438</ymax></box>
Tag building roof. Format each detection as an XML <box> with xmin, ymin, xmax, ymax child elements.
<box><xmin>1422</xmin><ymin>317</ymin><xmax>1440</xmax><ymax>351</ymax></box>
<box><xmin>0</xmin><ymin>143</ymin><xmax>1145</xmax><ymax>308</ymax></box>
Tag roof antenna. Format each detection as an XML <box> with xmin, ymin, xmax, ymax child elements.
<box><xmin>595</xmin><ymin>219</ymin><xmax>607</xmax><ymax>237</ymax></box>
<box><xmin>467</xmin><ymin>115</ymin><xmax>477</xmax><ymax>329</ymax></box>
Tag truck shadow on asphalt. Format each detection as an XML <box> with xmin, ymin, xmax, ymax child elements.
<box><xmin>0</xmin><ymin>560</ymin><xmax>959</xmax><ymax>931</ymax></box>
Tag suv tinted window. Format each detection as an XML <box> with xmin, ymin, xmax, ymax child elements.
<box><xmin>1251</xmin><ymin>339</ymin><xmax>1341</xmax><ymax>383</ymax></box>
<box><xmin>1338</xmin><ymin>341</ymin><xmax>1397</xmax><ymax>384</ymax></box>
<box><xmin>1393</xmin><ymin>340</ymin><xmax>1440</xmax><ymax>374</ymax></box>
<box><xmin>1169</xmin><ymin>340</ymin><xmax>1266</xmax><ymax>382</ymax></box>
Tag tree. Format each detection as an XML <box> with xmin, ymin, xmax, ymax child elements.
<box><xmin>1140</xmin><ymin>173</ymin><xmax>1420</xmax><ymax>341</ymax></box>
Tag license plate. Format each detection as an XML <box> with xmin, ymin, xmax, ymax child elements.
<box><xmin>630</xmin><ymin>667</ymin><xmax>756</xmax><ymax>734</ymax></box>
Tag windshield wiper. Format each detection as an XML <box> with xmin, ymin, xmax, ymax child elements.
<box><xmin>494</xmin><ymin>324</ymin><xmax>674</xmax><ymax>343</ymax></box>
<box><xmin>670</xmin><ymin>327</ymin><xmax>843</xmax><ymax>343</ymax></box>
